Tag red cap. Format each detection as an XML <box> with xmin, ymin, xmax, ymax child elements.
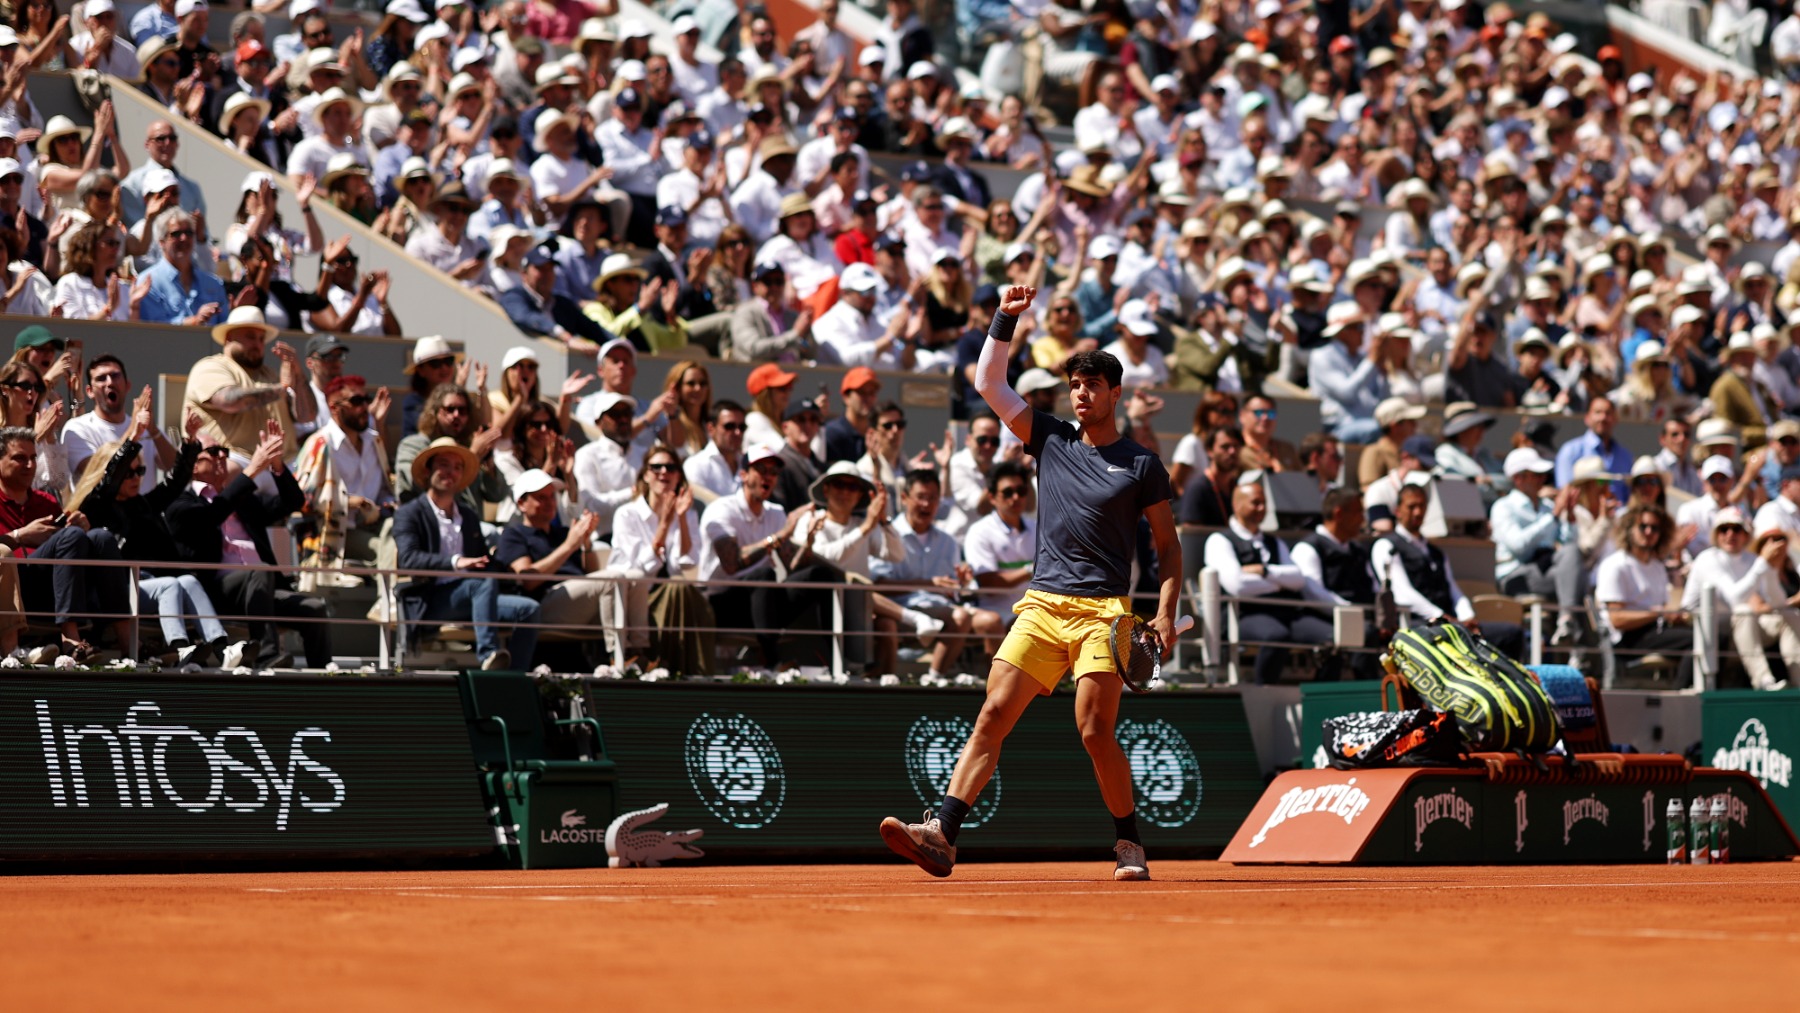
<box><xmin>236</xmin><ymin>38</ymin><xmax>267</xmax><ymax>64</ymax></box>
<box><xmin>746</xmin><ymin>362</ymin><xmax>797</xmax><ymax>396</ymax></box>
<box><xmin>1597</xmin><ymin>45</ymin><xmax>1622</xmax><ymax>62</ymax></box>
<box><xmin>1479</xmin><ymin>24</ymin><xmax>1504</xmax><ymax>41</ymax></box>
<box><xmin>1328</xmin><ymin>36</ymin><xmax>1354</xmax><ymax>55</ymax></box>
<box><xmin>840</xmin><ymin>366</ymin><xmax>879</xmax><ymax>394</ymax></box>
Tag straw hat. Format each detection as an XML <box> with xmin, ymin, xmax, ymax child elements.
<box><xmin>1570</xmin><ymin>455</ymin><xmax>1622</xmax><ymax>484</ymax></box>
<box><xmin>778</xmin><ymin>193</ymin><xmax>816</xmax><ymax>219</ymax></box>
<box><xmin>1064</xmin><ymin>165</ymin><xmax>1111</xmax><ymax>198</ymax></box>
<box><xmin>220</xmin><ymin>91</ymin><xmax>271</xmax><ymax>131</ymax></box>
<box><xmin>309</xmin><ymin>86</ymin><xmax>362</xmax><ymax>125</ymax></box>
<box><xmin>593</xmin><ymin>252</ymin><xmax>647</xmax><ymax>290</ymax></box>
<box><xmin>210</xmin><ymin>305</ymin><xmax>278</xmax><ymax>346</ymax></box>
<box><xmin>35</xmin><ymin>114</ymin><xmax>89</xmax><ymax>159</ymax></box>
<box><xmin>410</xmin><ymin>437</ymin><xmax>480</xmax><ymax>492</ymax></box>
<box><xmin>320</xmin><ymin>151</ymin><xmax>370</xmax><ymax>189</ymax></box>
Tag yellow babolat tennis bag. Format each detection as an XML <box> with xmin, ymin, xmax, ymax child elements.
<box><xmin>1384</xmin><ymin>621</ymin><xmax>1560</xmax><ymax>753</ymax></box>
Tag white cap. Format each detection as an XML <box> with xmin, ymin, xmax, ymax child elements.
<box><xmin>1150</xmin><ymin>73</ymin><xmax>1180</xmax><ymax>94</ymax></box>
<box><xmin>585</xmin><ymin>390</ymin><xmax>638</xmax><ymax>419</ymax></box>
<box><xmin>858</xmin><ymin>46</ymin><xmax>886</xmax><ymax>67</ymax></box>
<box><xmin>1188</xmin><ymin>18</ymin><xmax>1218</xmax><ymax>41</ymax></box>
<box><xmin>671</xmin><ymin>14</ymin><xmax>698</xmax><ymax>33</ymax></box>
<box><xmin>0</xmin><ymin>157</ymin><xmax>24</xmax><ymax>181</ymax></box>
<box><xmin>907</xmin><ymin>61</ymin><xmax>938</xmax><ymax>80</ymax></box>
<box><xmin>940</xmin><ymin>116</ymin><xmax>975</xmax><ymax>140</ymax></box>
<box><xmin>619</xmin><ymin>18</ymin><xmax>652</xmax><ymax>38</ymax></box>
<box><xmin>83</xmin><ymin>0</ymin><xmax>116</xmax><ymax>14</ymax></box>
<box><xmin>616</xmin><ymin>59</ymin><xmax>647</xmax><ymax>81</ymax></box>
<box><xmin>239</xmin><ymin>170</ymin><xmax>275</xmax><ymax>193</ymax></box>
<box><xmin>386</xmin><ymin>0</ymin><xmax>429</xmax><ymax>23</ymax></box>
<box><xmin>1503</xmin><ymin>447</ymin><xmax>1555</xmax><ymax>478</ymax></box>
<box><xmin>1118</xmin><ymin>300</ymin><xmax>1158</xmax><ymax>337</ymax></box>
<box><xmin>501</xmin><ymin>346</ymin><xmax>538</xmax><ymax>372</ymax></box>
<box><xmin>1254</xmin><ymin>0</ymin><xmax>1281</xmax><ymax>16</ymax></box>
<box><xmin>1672</xmin><ymin>304</ymin><xmax>1706</xmax><ymax>328</ymax></box>
<box><xmin>143</xmin><ymin>166</ymin><xmax>179</xmax><ymax>194</ymax></box>
<box><xmin>1087</xmin><ymin>235</ymin><xmax>1122</xmax><ymax>260</ymax></box>
<box><xmin>289</xmin><ymin>0</ymin><xmax>322</xmax><ymax>15</ymax></box>
<box><xmin>596</xmin><ymin>336</ymin><xmax>635</xmax><ymax>362</ymax></box>
<box><xmin>1003</xmin><ymin>241</ymin><xmax>1036</xmax><ymax>265</ymax></box>
<box><xmin>452</xmin><ymin>48</ymin><xmax>487</xmax><ymax>72</ymax></box>
<box><xmin>745</xmin><ymin>444</ymin><xmax>783</xmax><ymax>468</ymax></box>
<box><xmin>510</xmin><ymin>468</ymin><xmax>566</xmax><ymax>501</ymax></box>
<box><xmin>839</xmin><ymin>262</ymin><xmax>882</xmax><ymax>294</ymax></box>
<box><xmin>1701</xmin><ymin>455</ymin><xmax>1736</xmax><ymax>481</ymax></box>
<box><xmin>175</xmin><ymin>0</ymin><xmax>207</xmax><ymax>16</ymax></box>
<box><xmin>1015</xmin><ymin>368</ymin><xmax>1062</xmax><ymax>395</ymax></box>
<box><xmin>1629</xmin><ymin>72</ymin><xmax>1654</xmax><ymax>92</ymax></box>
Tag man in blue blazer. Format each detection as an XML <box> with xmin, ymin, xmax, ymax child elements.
<box><xmin>395</xmin><ymin>437</ymin><xmax>541</xmax><ymax>669</ymax></box>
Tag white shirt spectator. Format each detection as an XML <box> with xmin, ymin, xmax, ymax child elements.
<box><xmin>50</xmin><ymin>273</ymin><xmax>127</xmax><ymax>321</ymax></box>
<box><xmin>71</xmin><ymin>32</ymin><xmax>140</xmax><ymax>78</ymax></box>
<box><xmin>611</xmin><ymin>497</ymin><xmax>701</xmax><ymax>574</ymax></box>
<box><xmin>320</xmin><ymin>421</ymin><xmax>386</xmax><ymax>504</ymax></box>
<box><xmin>697</xmin><ymin>87</ymin><xmax>748</xmax><ymax>140</ymax></box>
<box><xmin>756</xmin><ymin>232</ymin><xmax>842</xmax><ymax>300</ymax></box>
<box><xmin>1370</xmin><ymin>527</ymin><xmax>1477</xmax><ymax>623</ymax></box>
<box><xmin>729</xmin><ymin>168</ymin><xmax>795</xmax><ymax>244</ymax></box>
<box><xmin>668</xmin><ymin>53</ymin><xmax>719</xmax><ymax>105</ymax></box>
<box><xmin>697</xmin><ymin>490</ymin><xmax>787</xmax><ymax>581</ymax></box>
<box><xmin>286</xmin><ymin>137</ymin><xmax>362</xmax><ymax>184</ymax></box>
<box><xmin>574</xmin><ymin>435</ymin><xmax>646</xmax><ymax>538</ymax></box>
<box><xmin>596</xmin><ymin>119</ymin><xmax>665</xmax><ymax>197</ymax></box>
<box><xmin>1204</xmin><ymin>517</ymin><xmax>1338</xmax><ymax>602</ymax></box>
<box><xmin>1681</xmin><ymin>547</ymin><xmax>1765</xmax><ymax>615</ymax></box>
<box><xmin>795</xmin><ymin>136</ymin><xmax>869</xmax><ymax>193</ymax></box>
<box><xmin>813</xmin><ymin>297</ymin><xmax>895</xmax><ymax>369</ymax></box>
<box><xmin>963</xmin><ymin>511</ymin><xmax>1035</xmax><ymax>614</ymax></box>
<box><xmin>1073</xmin><ymin>102</ymin><xmax>1142</xmax><ymax>164</ymax></box>
<box><xmin>684</xmin><ymin>441</ymin><xmax>742</xmax><ymax>501</ymax></box>
<box><xmin>1594</xmin><ymin>551</ymin><xmax>1672</xmax><ymax>643</ymax></box>
<box><xmin>1678</xmin><ymin>495</ymin><xmax>1732</xmax><ymax>559</ymax></box>
<box><xmin>62</xmin><ymin>411</ymin><xmax>158</xmax><ymax>479</ymax></box>
<box><xmin>795</xmin><ymin>510</ymin><xmax>904</xmax><ymax>578</ymax></box>
<box><xmin>318</xmin><ymin>284</ymin><xmax>387</xmax><ymax>336</ymax></box>
<box><xmin>656</xmin><ymin>168</ymin><xmax>731</xmax><ymax>246</ymax></box>
<box><xmin>405</xmin><ymin>227</ymin><xmax>486</xmax><ymax>278</ymax></box>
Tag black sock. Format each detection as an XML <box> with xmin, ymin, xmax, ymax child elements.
<box><xmin>1113</xmin><ymin>811</ymin><xmax>1142</xmax><ymax>846</ymax></box>
<box><xmin>935</xmin><ymin>795</ymin><xmax>971</xmax><ymax>845</ymax></box>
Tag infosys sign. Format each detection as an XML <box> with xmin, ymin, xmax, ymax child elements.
<box><xmin>0</xmin><ymin>673</ymin><xmax>494</xmax><ymax>862</ymax></box>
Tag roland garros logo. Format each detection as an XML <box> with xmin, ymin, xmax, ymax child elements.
<box><xmin>905</xmin><ymin>716</ymin><xmax>999</xmax><ymax>828</ymax></box>
<box><xmin>1117</xmin><ymin>718</ymin><xmax>1202</xmax><ymax>828</ymax></box>
<box><xmin>1248</xmin><ymin>779</ymin><xmax>1372</xmax><ymax>847</ymax></box>
<box><xmin>1711</xmin><ymin>718</ymin><xmax>1795</xmax><ymax>789</ymax></box>
<box><xmin>684</xmin><ymin>713</ymin><xmax>786</xmax><ymax>829</ymax></box>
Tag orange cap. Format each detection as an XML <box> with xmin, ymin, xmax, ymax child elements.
<box><xmin>746</xmin><ymin>362</ymin><xmax>797</xmax><ymax>396</ymax></box>
<box><xmin>840</xmin><ymin>366</ymin><xmax>879</xmax><ymax>394</ymax></box>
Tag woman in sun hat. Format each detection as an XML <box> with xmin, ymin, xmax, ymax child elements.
<box><xmin>38</xmin><ymin>104</ymin><xmax>125</xmax><ymax>218</ymax></box>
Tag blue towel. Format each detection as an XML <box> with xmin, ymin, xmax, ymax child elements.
<box><xmin>1529</xmin><ymin>664</ymin><xmax>1594</xmax><ymax>731</ymax></box>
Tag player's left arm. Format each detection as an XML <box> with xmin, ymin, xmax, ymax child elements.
<box><xmin>1145</xmin><ymin>499</ymin><xmax>1181</xmax><ymax>659</ymax></box>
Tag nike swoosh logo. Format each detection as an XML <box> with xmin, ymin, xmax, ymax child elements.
<box><xmin>1108</xmin><ymin>466</ymin><xmax>1127</xmax><ymax>473</ymax></box>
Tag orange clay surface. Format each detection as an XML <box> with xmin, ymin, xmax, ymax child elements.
<box><xmin>5</xmin><ymin>859</ymin><xmax>1800</xmax><ymax>1011</ymax></box>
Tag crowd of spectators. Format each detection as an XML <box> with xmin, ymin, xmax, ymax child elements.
<box><xmin>3</xmin><ymin>0</ymin><xmax>1800</xmax><ymax>682</ymax></box>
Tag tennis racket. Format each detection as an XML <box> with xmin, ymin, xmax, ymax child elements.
<box><xmin>1109</xmin><ymin>614</ymin><xmax>1195</xmax><ymax>693</ymax></box>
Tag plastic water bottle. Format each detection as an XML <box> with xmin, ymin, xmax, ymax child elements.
<box><xmin>1666</xmin><ymin>798</ymin><xmax>1686</xmax><ymax>864</ymax></box>
<box><xmin>1710</xmin><ymin>795</ymin><xmax>1730</xmax><ymax>865</ymax></box>
<box><xmin>1689</xmin><ymin>797</ymin><xmax>1710</xmax><ymax>865</ymax></box>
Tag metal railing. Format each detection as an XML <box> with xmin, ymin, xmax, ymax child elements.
<box><xmin>0</xmin><ymin>553</ymin><xmax>1004</xmax><ymax>680</ymax></box>
<box><xmin>1193</xmin><ymin>566</ymin><xmax>1740</xmax><ymax>692</ymax></box>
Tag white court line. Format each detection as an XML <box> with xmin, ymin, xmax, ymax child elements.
<box><xmin>250</xmin><ymin>878</ymin><xmax>1792</xmax><ymax>905</ymax></box>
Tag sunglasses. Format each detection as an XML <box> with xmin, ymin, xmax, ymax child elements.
<box><xmin>332</xmin><ymin>256</ymin><xmax>360</xmax><ymax>267</ymax></box>
<box><xmin>124</xmin><ymin>465</ymin><xmax>147</xmax><ymax>478</ymax></box>
<box><xmin>339</xmin><ymin>395</ymin><xmax>371</xmax><ymax>407</ymax></box>
<box><xmin>91</xmin><ymin>188</ymin><xmax>116</xmax><ymax>200</ymax></box>
<box><xmin>719</xmin><ymin>422</ymin><xmax>747</xmax><ymax>433</ymax></box>
<box><xmin>2</xmin><ymin>380</ymin><xmax>44</xmax><ymax>395</ymax></box>
<box><xmin>418</xmin><ymin>356</ymin><xmax>453</xmax><ymax>369</ymax></box>
<box><xmin>1636</xmin><ymin>522</ymin><xmax>1663</xmax><ymax>532</ymax></box>
<box><xmin>996</xmin><ymin>486</ymin><xmax>1027</xmax><ymax>499</ymax></box>
<box><xmin>166</xmin><ymin>228</ymin><xmax>195</xmax><ymax>240</ymax></box>
<box><xmin>440</xmin><ymin>404</ymin><xmax>470</xmax><ymax>415</ymax></box>
<box><xmin>1051</xmin><ymin>305</ymin><xmax>1076</xmax><ymax>315</ymax></box>
<box><xmin>918</xmin><ymin>203</ymin><xmax>945</xmax><ymax>211</ymax></box>
<box><xmin>879</xmin><ymin>420</ymin><xmax>907</xmax><ymax>431</ymax></box>
<box><xmin>974</xmin><ymin>436</ymin><xmax>1000</xmax><ymax>447</ymax></box>
<box><xmin>522</xmin><ymin>419</ymin><xmax>556</xmax><ymax>431</ymax></box>
<box><xmin>148</xmin><ymin>134</ymin><xmax>177</xmax><ymax>143</ymax></box>
<box><xmin>648</xmin><ymin>462</ymin><xmax>680</xmax><ymax>473</ymax></box>
<box><xmin>1250</xmin><ymin>409</ymin><xmax>1277</xmax><ymax>420</ymax></box>
<box><xmin>200</xmin><ymin>446</ymin><xmax>232</xmax><ymax>458</ymax></box>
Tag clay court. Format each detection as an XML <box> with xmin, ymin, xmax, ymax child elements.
<box><xmin>5</xmin><ymin>860</ymin><xmax>1797</xmax><ymax>1010</ymax></box>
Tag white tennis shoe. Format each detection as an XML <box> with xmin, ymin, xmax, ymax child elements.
<box><xmin>880</xmin><ymin>811</ymin><xmax>956</xmax><ymax>877</ymax></box>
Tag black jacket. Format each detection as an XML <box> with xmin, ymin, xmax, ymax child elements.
<box><xmin>166</xmin><ymin>465</ymin><xmax>305</xmax><ymax>592</ymax></box>
<box><xmin>78</xmin><ymin>438</ymin><xmax>200</xmax><ymax>564</ymax></box>
<box><xmin>393</xmin><ymin>493</ymin><xmax>493</xmax><ymax>624</ymax></box>
<box><xmin>929</xmin><ymin>164</ymin><xmax>991</xmax><ymax>209</ymax></box>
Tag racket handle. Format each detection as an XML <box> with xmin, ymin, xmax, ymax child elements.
<box><xmin>1174</xmin><ymin>615</ymin><xmax>1195</xmax><ymax>635</ymax></box>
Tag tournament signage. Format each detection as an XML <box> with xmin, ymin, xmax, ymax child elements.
<box><xmin>1703</xmin><ymin>691</ymin><xmax>1800</xmax><ymax>825</ymax></box>
<box><xmin>0</xmin><ymin>673</ymin><xmax>493</xmax><ymax>862</ymax></box>
<box><xmin>586</xmin><ymin>682</ymin><xmax>1265</xmax><ymax>858</ymax></box>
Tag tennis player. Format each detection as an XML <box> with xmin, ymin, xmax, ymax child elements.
<box><xmin>879</xmin><ymin>284</ymin><xmax>1181</xmax><ymax>881</ymax></box>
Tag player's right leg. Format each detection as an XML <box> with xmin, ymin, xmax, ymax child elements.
<box><xmin>879</xmin><ymin>661</ymin><xmax>1044</xmax><ymax>877</ymax></box>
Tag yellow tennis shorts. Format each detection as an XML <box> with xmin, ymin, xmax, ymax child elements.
<box><xmin>995</xmin><ymin>589</ymin><xmax>1131</xmax><ymax>692</ymax></box>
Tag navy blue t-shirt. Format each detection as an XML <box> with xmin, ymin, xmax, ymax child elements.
<box><xmin>1025</xmin><ymin>409</ymin><xmax>1172</xmax><ymax>598</ymax></box>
